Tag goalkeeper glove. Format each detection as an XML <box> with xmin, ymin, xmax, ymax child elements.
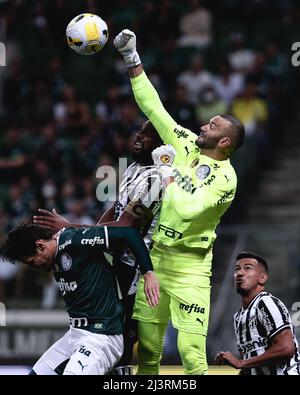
<box><xmin>151</xmin><ymin>145</ymin><xmax>176</xmax><ymax>180</ymax></box>
<box><xmin>113</xmin><ymin>29</ymin><xmax>141</xmax><ymax>68</ymax></box>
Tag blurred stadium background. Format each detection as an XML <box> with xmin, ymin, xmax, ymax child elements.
<box><xmin>0</xmin><ymin>0</ymin><xmax>300</xmax><ymax>374</ymax></box>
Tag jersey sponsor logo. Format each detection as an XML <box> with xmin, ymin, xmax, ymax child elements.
<box><xmin>180</xmin><ymin>303</ymin><xmax>205</xmax><ymax>314</ymax></box>
<box><xmin>70</xmin><ymin>317</ymin><xmax>88</xmax><ymax>327</ymax></box>
<box><xmin>59</xmin><ymin>239</ymin><xmax>72</xmax><ymax>251</ymax></box>
<box><xmin>77</xmin><ymin>360</ymin><xmax>88</xmax><ymax>371</ymax></box>
<box><xmin>58</xmin><ymin>278</ymin><xmax>77</xmax><ymax>295</ymax></box>
<box><xmin>173</xmin><ymin>168</ymin><xmax>197</xmax><ymax>194</ymax></box>
<box><xmin>78</xmin><ymin>345</ymin><xmax>91</xmax><ymax>357</ymax></box>
<box><xmin>217</xmin><ymin>189</ymin><xmax>234</xmax><ymax>205</ymax></box>
<box><xmin>196</xmin><ymin>318</ymin><xmax>206</xmax><ymax>325</ymax></box>
<box><xmin>158</xmin><ymin>224</ymin><xmax>183</xmax><ymax>240</ymax></box>
<box><xmin>94</xmin><ymin>323</ymin><xmax>103</xmax><ymax>329</ymax></box>
<box><xmin>60</xmin><ymin>253</ymin><xmax>72</xmax><ymax>271</ymax></box>
<box><xmin>174</xmin><ymin>128</ymin><xmax>188</xmax><ymax>139</ymax></box>
<box><xmin>81</xmin><ymin>237</ymin><xmax>104</xmax><ymax>246</ymax></box>
<box><xmin>238</xmin><ymin>337</ymin><xmax>269</xmax><ymax>355</ymax></box>
<box><xmin>276</xmin><ymin>299</ymin><xmax>290</xmax><ymax>322</ymax></box>
<box><xmin>203</xmin><ymin>174</ymin><xmax>216</xmax><ymax>186</ymax></box>
<box><xmin>196</xmin><ymin>165</ymin><xmax>211</xmax><ymax>180</ymax></box>
<box><xmin>185</xmin><ymin>146</ymin><xmax>190</xmax><ymax>156</ymax></box>
<box><xmin>260</xmin><ymin>307</ymin><xmax>275</xmax><ymax>332</ymax></box>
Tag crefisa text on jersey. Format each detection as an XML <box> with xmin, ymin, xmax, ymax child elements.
<box><xmin>81</xmin><ymin>237</ymin><xmax>104</xmax><ymax>246</ymax></box>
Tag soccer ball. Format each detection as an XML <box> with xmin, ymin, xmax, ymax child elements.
<box><xmin>66</xmin><ymin>13</ymin><xmax>108</xmax><ymax>55</ymax></box>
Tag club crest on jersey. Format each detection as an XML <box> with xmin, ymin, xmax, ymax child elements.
<box><xmin>196</xmin><ymin>165</ymin><xmax>211</xmax><ymax>180</ymax></box>
<box><xmin>60</xmin><ymin>253</ymin><xmax>72</xmax><ymax>271</ymax></box>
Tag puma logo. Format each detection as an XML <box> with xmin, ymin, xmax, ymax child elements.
<box><xmin>77</xmin><ymin>360</ymin><xmax>88</xmax><ymax>371</ymax></box>
<box><xmin>196</xmin><ymin>318</ymin><xmax>205</xmax><ymax>326</ymax></box>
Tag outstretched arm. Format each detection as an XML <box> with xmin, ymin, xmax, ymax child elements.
<box><xmin>114</xmin><ymin>30</ymin><xmax>197</xmax><ymax>151</ymax></box>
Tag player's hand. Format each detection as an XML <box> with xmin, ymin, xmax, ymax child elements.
<box><xmin>215</xmin><ymin>351</ymin><xmax>244</xmax><ymax>369</ymax></box>
<box><xmin>143</xmin><ymin>271</ymin><xmax>160</xmax><ymax>308</ymax></box>
<box><xmin>113</xmin><ymin>29</ymin><xmax>141</xmax><ymax>68</ymax></box>
<box><xmin>151</xmin><ymin>144</ymin><xmax>176</xmax><ymax>167</ymax></box>
<box><xmin>151</xmin><ymin>144</ymin><xmax>176</xmax><ymax>180</ymax></box>
<box><xmin>33</xmin><ymin>209</ymin><xmax>70</xmax><ymax>233</ymax></box>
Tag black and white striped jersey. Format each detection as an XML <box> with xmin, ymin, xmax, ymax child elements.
<box><xmin>115</xmin><ymin>162</ymin><xmax>162</xmax><ymax>231</ymax></box>
<box><xmin>114</xmin><ymin>162</ymin><xmax>163</xmax><ymax>295</ymax></box>
<box><xmin>233</xmin><ymin>291</ymin><xmax>300</xmax><ymax>375</ymax></box>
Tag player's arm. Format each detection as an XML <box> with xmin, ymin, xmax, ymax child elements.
<box><xmin>33</xmin><ymin>209</ymin><xmax>74</xmax><ymax>232</ymax></box>
<box><xmin>73</xmin><ymin>226</ymin><xmax>159</xmax><ymax>307</ymax></box>
<box><xmin>216</xmin><ymin>329</ymin><xmax>295</xmax><ymax>369</ymax></box>
<box><xmin>97</xmin><ymin>203</ymin><xmax>116</xmax><ymax>224</ymax></box>
<box><xmin>152</xmin><ymin>145</ymin><xmax>235</xmax><ymax>220</ymax></box>
<box><xmin>113</xmin><ymin>30</ymin><xmax>197</xmax><ymax>151</ymax></box>
<box><xmin>163</xmin><ymin>178</ymin><xmax>235</xmax><ymax>220</ymax></box>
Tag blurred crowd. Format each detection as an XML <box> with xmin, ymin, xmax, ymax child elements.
<box><xmin>0</xmin><ymin>0</ymin><xmax>298</xmax><ymax>305</ymax></box>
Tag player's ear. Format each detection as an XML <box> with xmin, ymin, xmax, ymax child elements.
<box><xmin>36</xmin><ymin>240</ymin><xmax>45</xmax><ymax>251</ymax></box>
<box><xmin>259</xmin><ymin>272</ymin><xmax>268</xmax><ymax>286</ymax></box>
<box><xmin>218</xmin><ymin>136</ymin><xmax>231</xmax><ymax>148</ymax></box>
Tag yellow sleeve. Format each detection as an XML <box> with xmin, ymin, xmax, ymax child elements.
<box><xmin>131</xmin><ymin>71</ymin><xmax>197</xmax><ymax>152</ymax></box>
<box><xmin>164</xmin><ymin>175</ymin><xmax>236</xmax><ymax>221</ymax></box>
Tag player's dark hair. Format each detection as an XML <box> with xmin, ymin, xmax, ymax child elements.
<box><xmin>220</xmin><ymin>114</ymin><xmax>245</xmax><ymax>151</ymax></box>
<box><xmin>236</xmin><ymin>252</ymin><xmax>269</xmax><ymax>273</ymax></box>
<box><xmin>0</xmin><ymin>224</ymin><xmax>53</xmax><ymax>264</ymax></box>
<box><xmin>142</xmin><ymin>120</ymin><xmax>163</xmax><ymax>146</ymax></box>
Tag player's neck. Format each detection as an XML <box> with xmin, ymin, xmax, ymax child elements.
<box><xmin>138</xmin><ymin>156</ymin><xmax>153</xmax><ymax>166</ymax></box>
<box><xmin>200</xmin><ymin>148</ymin><xmax>228</xmax><ymax>161</ymax></box>
<box><xmin>242</xmin><ymin>288</ymin><xmax>264</xmax><ymax>308</ymax></box>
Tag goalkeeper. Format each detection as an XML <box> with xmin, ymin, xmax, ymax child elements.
<box><xmin>114</xmin><ymin>30</ymin><xmax>245</xmax><ymax>375</ymax></box>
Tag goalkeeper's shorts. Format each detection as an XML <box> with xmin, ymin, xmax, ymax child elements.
<box><xmin>133</xmin><ymin>243</ymin><xmax>212</xmax><ymax>335</ymax></box>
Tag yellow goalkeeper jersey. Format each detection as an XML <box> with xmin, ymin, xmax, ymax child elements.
<box><xmin>131</xmin><ymin>72</ymin><xmax>237</xmax><ymax>252</ymax></box>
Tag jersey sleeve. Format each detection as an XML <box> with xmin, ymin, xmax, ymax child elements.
<box><xmin>163</xmin><ymin>172</ymin><xmax>236</xmax><ymax>221</ymax></box>
<box><xmin>131</xmin><ymin>71</ymin><xmax>197</xmax><ymax>153</ymax></box>
<box><xmin>106</xmin><ymin>226</ymin><xmax>153</xmax><ymax>274</ymax></box>
<box><xmin>257</xmin><ymin>296</ymin><xmax>291</xmax><ymax>339</ymax></box>
<box><xmin>70</xmin><ymin>226</ymin><xmax>153</xmax><ymax>274</ymax></box>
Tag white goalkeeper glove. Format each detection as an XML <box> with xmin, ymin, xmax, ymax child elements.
<box><xmin>113</xmin><ymin>29</ymin><xmax>141</xmax><ymax>68</ymax></box>
<box><xmin>151</xmin><ymin>145</ymin><xmax>176</xmax><ymax>180</ymax></box>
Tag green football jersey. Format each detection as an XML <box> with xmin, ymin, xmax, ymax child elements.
<box><xmin>131</xmin><ymin>72</ymin><xmax>237</xmax><ymax>251</ymax></box>
<box><xmin>53</xmin><ymin>226</ymin><xmax>153</xmax><ymax>334</ymax></box>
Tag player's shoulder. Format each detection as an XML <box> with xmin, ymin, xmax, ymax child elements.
<box><xmin>257</xmin><ymin>291</ymin><xmax>287</xmax><ymax>308</ymax></box>
<box><xmin>56</xmin><ymin>227</ymin><xmax>77</xmax><ymax>252</ymax></box>
<box><xmin>201</xmin><ymin>158</ymin><xmax>237</xmax><ymax>189</ymax></box>
<box><xmin>217</xmin><ymin>160</ymin><xmax>237</xmax><ymax>187</ymax></box>
<box><xmin>170</xmin><ymin>124</ymin><xmax>198</xmax><ymax>145</ymax></box>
